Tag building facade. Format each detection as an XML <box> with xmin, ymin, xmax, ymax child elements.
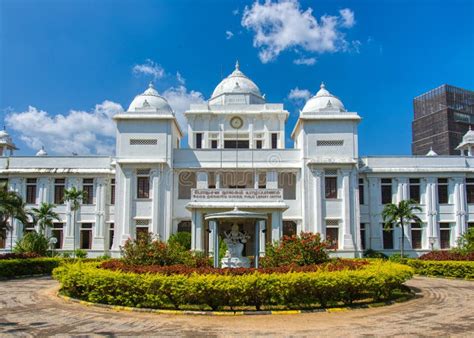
<box><xmin>1</xmin><ymin>63</ymin><xmax>474</xmax><ymax>257</ymax></box>
<box><xmin>412</xmin><ymin>84</ymin><xmax>474</xmax><ymax>155</ymax></box>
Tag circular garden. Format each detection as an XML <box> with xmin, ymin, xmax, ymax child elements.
<box><xmin>52</xmin><ymin>232</ymin><xmax>414</xmax><ymax>312</ymax></box>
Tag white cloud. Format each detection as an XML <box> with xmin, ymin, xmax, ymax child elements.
<box><xmin>225</xmin><ymin>30</ymin><xmax>234</xmax><ymax>40</ymax></box>
<box><xmin>162</xmin><ymin>86</ymin><xmax>205</xmax><ymax>132</ymax></box>
<box><xmin>6</xmin><ymin>101</ymin><xmax>123</xmax><ymax>155</ymax></box>
<box><xmin>232</xmin><ymin>8</ymin><xmax>239</xmax><ymax>15</ymax></box>
<box><xmin>293</xmin><ymin>57</ymin><xmax>317</xmax><ymax>65</ymax></box>
<box><xmin>241</xmin><ymin>0</ymin><xmax>357</xmax><ymax>63</ymax></box>
<box><xmin>176</xmin><ymin>71</ymin><xmax>186</xmax><ymax>85</ymax></box>
<box><xmin>339</xmin><ymin>8</ymin><xmax>355</xmax><ymax>28</ymax></box>
<box><xmin>132</xmin><ymin>59</ymin><xmax>165</xmax><ymax>80</ymax></box>
<box><xmin>288</xmin><ymin>87</ymin><xmax>312</xmax><ymax>102</ymax></box>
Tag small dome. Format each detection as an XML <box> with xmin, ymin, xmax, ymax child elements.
<box><xmin>210</xmin><ymin>61</ymin><xmax>264</xmax><ymax>101</ymax></box>
<box><xmin>36</xmin><ymin>146</ymin><xmax>48</xmax><ymax>156</ymax></box>
<box><xmin>302</xmin><ymin>83</ymin><xmax>346</xmax><ymax>114</ymax></box>
<box><xmin>127</xmin><ymin>83</ymin><xmax>174</xmax><ymax>114</ymax></box>
<box><xmin>426</xmin><ymin>147</ymin><xmax>438</xmax><ymax>156</ymax></box>
<box><xmin>462</xmin><ymin>127</ymin><xmax>474</xmax><ymax>143</ymax></box>
<box><xmin>0</xmin><ymin>129</ymin><xmax>10</xmax><ymax>140</ymax></box>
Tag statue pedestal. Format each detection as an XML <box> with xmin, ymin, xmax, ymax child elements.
<box><xmin>221</xmin><ymin>256</ymin><xmax>250</xmax><ymax>268</ymax></box>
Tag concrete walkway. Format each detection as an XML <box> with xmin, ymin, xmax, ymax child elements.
<box><xmin>0</xmin><ymin>276</ymin><xmax>473</xmax><ymax>336</ymax></box>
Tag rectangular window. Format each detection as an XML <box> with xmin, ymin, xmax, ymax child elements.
<box><xmin>54</xmin><ymin>178</ymin><xmax>65</xmax><ymax>204</ymax></box>
<box><xmin>271</xmin><ymin>133</ymin><xmax>278</xmax><ymax>149</ymax></box>
<box><xmin>208</xmin><ymin>172</ymin><xmax>216</xmax><ymax>189</ymax></box>
<box><xmin>224</xmin><ymin>140</ymin><xmax>249</xmax><ymax>149</ymax></box>
<box><xmin>196</xmin><ymin>133</ymin><xmax>203</xmax><ymax>149</ymax></box>
<box><xmin>211</xmin><ymin>140</ymin><xmax>218</xmax><ymax>149</ymax></box>
<box><xmin>258</xmin><ymin>172</ymin><xmax>266</xmax><ymax>189</ymax></box>
<box><xmin>438</xmin><ymin>178</ymin><xmax>449</xmax><ymax>204</ymax></box>
<box><xmin>137</xmin><ymin>176</ymin><xmax>150</xmax><ymax>199</ymax></box>
<box><xmin>136</xmin><ymin>220</ymin><xmax>149</xmax><ymax>240</ymax></box>
<box><xmin>326</xmin><ymin>220</ymin><xmax>339</xmax><ymax>249</ymax></box>
<box><xmin>24</xmin><ymin>222</ymin><xmax>35</xmax><ymax>234</ymax></box>
<box><xmin>325</xmin><ymin>174</ymin><xmax>337</xmax><ymax>199</ymax></box>
<box><xmin>278</xmin><ymin>172</ymin><xmax>296</xmax><ymax>200</ymax></box>
<box><xmin>358</xmin><ymin>178</ymin><xmax>365</xmax><ymax>204</ymax></box>
<box><xmin>108</xmin><ymin>223</ymin><xmax>114</xmax><ymax>250</ymax></box>
<box><xmin>469</xmin><ymin>222</ymin><xmax>474</xmax><ymax>229</ymax></box>
<box><xmin>26</xmin><ymin>178</ymin><xmax>37</xmax><ymax>204</ymax></box>
<box><xmin>360</xmin><ymin>223</ymin><xmax>366</xmax><ymax>250</ymax></box>
<box><xmin>0</xmin><ymin>229</ymin><xmax>5</xmax><ymax>248</ymax></box>
<box><xmin>256</xmin><ymin>140</ymin><xmax>262</xmax><ymax>149</ymax></box>
<box><xmin>409</xmin><ymin>178</ymin><xmax>421</xmax><ymax>203</ymax></box>
<box><xmin>467</xmin><ymin>178</ymin><xmax>474</xmax><ymax>204</ymax></box>
<box><xmin>51</xmin><ymin>223</ymin><xmax>64</xmax><ymax>249</ymax></box>
<box><xmin>178</xmin><ymin>171</ymin><xmax>196</xmax><ymax>199</ymax></box>
<box><xmin>82</xmin><ymin>178</ymin><xmax>94</xmax><ymax>205</ymax></box>
<box><xmin>110</xmin><ymin>179</ymin><xmax>115</xmax><ymax>205</ymax></box>
<box><xmin>80</xmin><ymin>223</ymin><xmax>92</xmax><ymax>249</ymax></box>
<box><xmin>411</xmin><ymin>223</ymin><xmax>422</xmax><ymax>249</ymax></box>
<box><xmin>439</xmin><ymin>223</ymin><xmax>451</xmax><ymax>249</ymax></box>
<box><xmin>383</xmin><ymin>225</ymin><xmax>394</xmax><ymax>249</ymax></box>
<box><xmin>381</xmin><ymin>178</ymin><xmax>392</xmax><ymax>204</ymax></box>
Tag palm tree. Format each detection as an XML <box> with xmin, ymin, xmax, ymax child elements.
<box><xmin>31</xmin><ymin>202</ymin><xmax>60</xmax><ymax>235</ymax></box>
<box><xmin>0</xmin><ymin>187</ymin><xmax>30</xmax><ymax>251</ymax></box>
<box><xmin>63</xmin><ymin>187</ymin><xmax>86</xmax><ymax>257</ymax></box>
<box><xmin>382</xmin><ymin>199</ymin><xmax>422</xmax><ymax>257</ymax></box>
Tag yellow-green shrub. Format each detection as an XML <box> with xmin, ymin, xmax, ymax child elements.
<box><xmin>405</xmin><ymin>259</ymin><xmax>474</xmax><ymax>279</ymax></box>
<box><xmin>53</xmin><ymin>260</ymin><xmax>413</xmax><ymax>310</ymax></box>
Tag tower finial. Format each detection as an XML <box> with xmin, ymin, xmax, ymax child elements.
<box><xmin>235</xmin><ymin>60</ymin><xmax>240</xmax><ymax>70</ymax></box>
<box><xmin>320</xmin><ymin>81</ymin><xmax>325</xmax><ymax>89</ymax></box>
<box><xmin>148</xmin><ymin>81</ymin><xmax>154</xmax><ymax>88</ymax></box>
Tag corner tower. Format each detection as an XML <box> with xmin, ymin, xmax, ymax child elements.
<box><xmin>112</xmin><ymin>83</ymin><xmax>182</xmax><ymax>249</ymax></box>
<box><xmin>292</xmin><ymin>83</ymin><xmax>361</xmax><ymax>255</ymax></box>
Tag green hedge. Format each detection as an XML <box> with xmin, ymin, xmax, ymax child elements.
<box><xmin>0</xmin><ymin>258</ymin><xmax>63</xmax><ymax>278</ymax></box>
<box><xmin>0</xmin><ymin>258</ymin><xmax>106</xmax><ymax>278</ymax></box>
<box><xmin>405</xmin><ymin>259</ymin><xmax>474</xmax><ymax>280</ymax></box>
<box><xmin>53</xmin><ymin>260</ymin><xmax>413</xmax><ymax>311</ymax></box>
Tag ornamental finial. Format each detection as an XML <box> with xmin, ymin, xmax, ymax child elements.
<box><xmin>235</xmin><ymin>60</ymin><xmax>240</xmax><ymax>70</ymax></box>
<box><xmin>148</xmin><ymin>82</ymin><xmax>154</xmax><ymax>88</ymax></box>
<box><xmin>320</xmin><ymin>81</ymin><xmax>325</xmax><ymax>89</ymax></box>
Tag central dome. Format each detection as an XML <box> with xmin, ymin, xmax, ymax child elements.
<box><xmin>127</xmin><ymin>83</ymin><xmax>174</xmax><ymax>114</ymax></box>
<box><xmin>209</xmin><ymin>61</ymin><xmax>264</xmax><ymax>104</ymax></box>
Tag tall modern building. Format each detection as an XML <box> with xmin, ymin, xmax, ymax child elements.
<box><xmin>412</xmin><ymin>84</ymin><xmax>474</xmax><ymax>155</ymax></box>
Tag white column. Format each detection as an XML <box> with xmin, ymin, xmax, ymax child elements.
<box><xmin>266</xmin><ymin>171</ymin><xmax>278</xmax><ymax>189</ymax></box>
<box><xmin>454</xmin><ymin>177</ymin><xmax>466</xmax><ymax>240</ymax></box>
<box><xmin>150</xmin><ymin>168</ymin><xmax>161</xmax><ymax>237</ymax></box>
<box><xmin>341</xmin><ymin>170</ymin><xmax>355</xmax><ymax>251</ymax></box>
<box><xmin>425</xmin><ymin>177</ymin><xmax>439</xmax><ymax>250</ymax></box>
<box><xmin>92</xmin><ymin>177</ymin><xmax>107</xmax><ymax>251</ymax></box>
<box><xmin>118</xmin><ymin>169</ymin><xmax>133</xmax><ymax>247</ymax></box>
<box><xmin>249</xmin><ymin>119</ymin><xmax>254</xmax><ymax>149</ymax></box>
<box><xmin>271</xmin><ymin>211</ymin><xmax>282</xmax><ymax>242</ymax></box>
<box><xmin>313</xmin><ymin>169</ymin><xmax>324</xmax><ymax>236</ymax></box>
<box><xmin>63</xmin><ymin>177</ymin><xmax>79</xmax><ymax>251</ymax></box>
<box><xmin>208</xmin><ymin>220</ymin><xmax>215</xmax><ymax>257</ymax></box>
<box><xmin>191</xmin><ymin>210</ymin><xmax>203</xmax><ymax>251</ymax></box>
<box><xmin>196</xmin><ymin>171</ymin><xmax>207</xmax><ymax>189</ymax></box>
<box><xmin>259</xmin><ymin>220</ymin><xmax>266</xmax><ymax>256</ymax></box>
<box><xmin>6</xmin><ymin>178</ymin><xmax>23</xmax><ymax>250</ymax></box>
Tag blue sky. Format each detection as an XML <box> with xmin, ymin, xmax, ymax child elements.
<box><xmin>1</xmin><ymin>0</ymin><xmax>473</xmax><ymax>156</ymax></box>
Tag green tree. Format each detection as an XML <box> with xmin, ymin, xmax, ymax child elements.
<box><xmin>0</xmin><ymin>185</ymin><xmax>30</xmax><ymax>251</ymax></box>
<box><xmin>31</xmin><ymin>202</ymin><xmax>60</xmax><ymax>235</ymax></box>
<box><xmin>63</xmin><ymin>187</ymin><xmax>86</xmax><ymax>257</ymax></box>
<box><xmin>382</xmin><ymin>199</ymin><xmax>421</xmax><ymax>257</ymax></box>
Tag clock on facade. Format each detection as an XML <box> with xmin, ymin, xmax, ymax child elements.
<box><xmin>230</xmin><ymin>116</ymin><xmax>243</xmax><ymax>129</ymax></box>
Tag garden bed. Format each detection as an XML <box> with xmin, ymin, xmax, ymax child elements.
<box><xmin>53</xmin><ymin>260</ymin><xmax>413</xmax><ymax>311</ymax></box>
<box><xmin>405</xmin><ymin>259</ymin><xmax>474</xmax><ymax>279</ymax></box>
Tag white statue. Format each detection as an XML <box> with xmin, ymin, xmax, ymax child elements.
<box><xmin>221</xmin><ymin>223</ymin><xmax>251</xmax><ymax>268</ymax></box>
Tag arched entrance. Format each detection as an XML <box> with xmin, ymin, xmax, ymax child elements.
<box><xmin>205</xmin><ymin>207</ymin><xmax>268</xmax><ymax>268</ymax></box>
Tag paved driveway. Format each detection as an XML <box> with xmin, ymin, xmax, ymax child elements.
<box><xmin>0</xmin><ymin>276</ymin><xmax>473</xmax><ymax>336</ymax></box>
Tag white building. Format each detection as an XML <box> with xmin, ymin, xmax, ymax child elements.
<box><xmin>1</xmin><ymin>62</ymin><xmax>474</xmax><ymax>258</ymax></box>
